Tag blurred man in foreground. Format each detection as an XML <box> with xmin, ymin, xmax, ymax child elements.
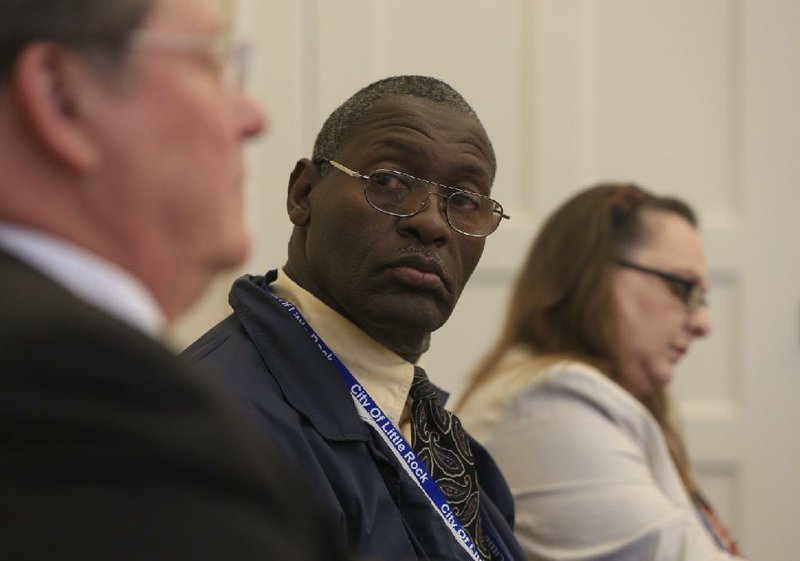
<box><xmin>0</xmin><ymin>1</ymin><xmax>345</xmax><ymax>559</ymax></box>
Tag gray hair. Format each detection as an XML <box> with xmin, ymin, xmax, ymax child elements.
<box><xmin>312</xmin><ymin>75</ymin><xmax>496</xmax><ymax>171</ymax></box>
<box><xmin>0</xmin><ymin>0</ymin><xmax>153</xmax><ymax>84</ymax></box>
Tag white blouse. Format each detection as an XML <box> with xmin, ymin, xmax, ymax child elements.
<box><xmin>459</xmin><ymin>347</ymin><xmax>746</xmax><ymax>561</ymax></box>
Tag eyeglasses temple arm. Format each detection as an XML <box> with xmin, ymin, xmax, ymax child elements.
<box><xmin>326</xmin><ymin>159</ymin><xmax>369</xmax><ymax>181</ymax></box>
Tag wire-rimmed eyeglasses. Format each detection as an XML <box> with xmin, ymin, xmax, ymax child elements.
<box><xmin>319</xmin><ymin>159</ymin><xmax>509</xmax><ymax>238</ymax></box>
<box><xmin>615</xmin><ymin>258</ymin><xmax>707</xmax><ymax>312</ymax></box>
<box><xmin>130</xmin><ymin>30</ymin><xmax>252</xmax><ymax>90</ymax></box>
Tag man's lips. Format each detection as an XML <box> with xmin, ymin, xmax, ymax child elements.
<box><xmin>668</xmin><ymin>344</ymin><xmax>687</xmax><ymax>363</ymax></box>
<box><xmin>393</xmin><ymin>266</ymin><xmax>443</xmax><ymax>289</ymax></box>
<box><xmin>387</xmin><ymin>256</ymin><xmax>446</xmax><ymax>291</ymax></box>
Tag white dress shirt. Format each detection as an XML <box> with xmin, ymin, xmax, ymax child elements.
<box><xmin>0</xmin><ymin>223</ymin><xmax>165</xmax><ymax>338</ymax></box>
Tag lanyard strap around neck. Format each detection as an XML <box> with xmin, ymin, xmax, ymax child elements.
<box><xmin>262</xmin><ymin>282</ymin><xmax>511</xmax><ymax>561</ymax></box>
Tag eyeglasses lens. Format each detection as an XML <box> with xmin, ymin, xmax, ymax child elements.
<box><xmin>365</xmin><ymin>172</ymin><xmax>498</xmax><ymax>237</ymax></box>
<box><xmin>365</xmin><ymin>171</ymin><xmax>418</xmax><ymax>215</ymax></box>
<box><xmin>666</xmin><ymin>279</ymin><xmax>706</xmax><ymax>311</ymax></box>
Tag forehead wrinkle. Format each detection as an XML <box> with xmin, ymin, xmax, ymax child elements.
<box><xmin>340</xmin><ymin>95</ymin><xmax>495</xmax><ymax>175</ymax></box>
<box><xmin>353</xmin><ymin>102</ymin><xmax>491</xmax><ymax>155</ymax></box>
<box><xmin>360</xmin><ymin>121</ymin><xmax>438</xmax><ymax>147</ymax></box>
<box><xmin>373</xmin><ymin>137</ymin><xmax>426</xmax><ymax>159</ymax></box>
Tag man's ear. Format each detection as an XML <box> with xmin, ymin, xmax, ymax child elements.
<box><xmin>12</xmin><ymin>42</ymin><xmax>102</xmax><ymax>173</ymax></box>
<box><xmin>287</xmin><ymin>158</ymin><xmax>320</xmax><ymax>226</ymax></box>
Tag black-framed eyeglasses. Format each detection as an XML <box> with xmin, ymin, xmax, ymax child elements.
<box><xmin>319</xmin><ymin>159</ymin><xmax>509</xmax><ymax>238</ymax></box>
<box><xmin>614</xmin><ymin>258</ymin><xmax>707</xmax><ymax>312</ymax></box>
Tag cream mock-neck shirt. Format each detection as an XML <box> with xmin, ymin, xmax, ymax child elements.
<box><xmin>272</xmin><ymin>268</ymin><xmax>424</xmax><ymax>433</ymax></box>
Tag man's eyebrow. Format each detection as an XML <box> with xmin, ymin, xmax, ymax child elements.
<box><xmin>373</xmin><ymin>139</ymin><xmax>491</xmax><ymax>182</ymax></box>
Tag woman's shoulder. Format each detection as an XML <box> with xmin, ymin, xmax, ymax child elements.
<box><xmin>536</xmin><ymin>360</ymin><xmax>633</xmax><ymax>401</ymax></box>
<box><xmin>460</xmin><ymin>351</ymin><xmax>652</xmax><ymax>442</ymax></box>
<box><xmin>477</xmin><ymin>352</ymin><xmax>628</xmax><ymax>405</ymax></box>
<box><xmin>533</xmin><ymin>360</ymin><xmax>651</xmax><ymax>424</ymax></box>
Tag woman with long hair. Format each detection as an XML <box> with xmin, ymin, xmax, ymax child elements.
<box><xmin>456</xmin><ymin>184</ymin><xmax>744</xmax><ymax>560</ymax></box>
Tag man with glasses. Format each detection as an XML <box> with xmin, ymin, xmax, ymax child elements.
<box><xmin>0</xmin><ymin>1</ymin><xmax>345</xmax><ymax>559</ymax></box>
<box><xmin>185</xmin><ymin>75</ymin><xmax>526</xmax><ymax>561</ymax></box>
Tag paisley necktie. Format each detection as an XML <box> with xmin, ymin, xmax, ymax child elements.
<box><xmin>409</xmin><ymin>366</ymin><xmax>490</xmax><ymax>560</ymax></box>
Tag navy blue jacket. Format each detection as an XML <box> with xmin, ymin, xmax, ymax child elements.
<box><xmin>184</xmin><ymin>270</ymin><xmax>526</xmax><ymax>561</ymax></box>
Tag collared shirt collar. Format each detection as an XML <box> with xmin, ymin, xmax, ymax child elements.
<box><xmin>0</xmin><ymin>222</ymin><xmax>166</xmax><ymax>338</ymax></box>
<box><xmin>271</xmin><ymin>267</ymin><xmax>419</xmax><ymax>427</ymax></box>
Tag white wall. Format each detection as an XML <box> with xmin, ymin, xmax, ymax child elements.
<box><xmin>172</xmin><ymin>2</ymin><xmax>800</xmax><ymax>559</ymax></box>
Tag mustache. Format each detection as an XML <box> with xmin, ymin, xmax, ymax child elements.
<box><xmin>397</xmin><ymin>244</ymin><xmax>443</xmax><ymax>265</ymax></box>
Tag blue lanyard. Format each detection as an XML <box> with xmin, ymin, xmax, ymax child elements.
<box><xmin>693</xmin><ymin>492</ymin><xmax>735</xmax><ymax>554</ymax></box>
<box><xmin>698</xmin><ymin>509</ymin><xmax>728</xmax><ymax>552</ymax></box>
<box><xmin>263</xmin><ymin>283</ymin><xmax>512</xmax><ymax>561</ymax></box>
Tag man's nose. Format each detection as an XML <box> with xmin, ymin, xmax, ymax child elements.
<box><xmin>688</xmin><ymin>305</ymin><xmax>712</xmax><ymax>337</ymax></box>
<box><xmin>237</xmin><ymin>91</ymin><xmax>267</xmax><ymax>139</ymax></box>
<box><xmin>398</xmin><ymin>193</ymin><xmax>452</xmax><ymax>245</ymax></box>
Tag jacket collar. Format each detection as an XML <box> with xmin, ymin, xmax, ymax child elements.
<box><xmin>230</xmin><ymin>270</ymin><xmax>371</xmax><ymax>441</ymax></box>
<box><xmin>228</xmin><ymin>270</ymin><xmax>450</xmax><ymax>442</ymax></box>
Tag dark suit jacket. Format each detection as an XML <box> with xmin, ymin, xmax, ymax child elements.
<box><xmin>0</xmin><ymin>250</ymin><xmax>346</xmax><ymax>561</ymax></box>
<box><xmin>183</xmin><ymin>270</ymin><xmax>527</xmax><ymax>561</ymax></box>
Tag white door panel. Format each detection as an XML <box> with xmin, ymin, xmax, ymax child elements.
<box><xmin>171</xmin><ymin>2</ymin><xmax>800</xmax><ymax>559</ymax></box>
